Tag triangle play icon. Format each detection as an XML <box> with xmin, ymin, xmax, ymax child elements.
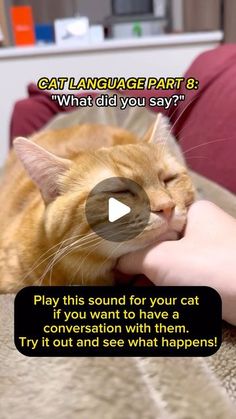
<box><xmin>108</xmin><ymin>197</ymin><xmax>131</xmax><ymax>223</ymax></box>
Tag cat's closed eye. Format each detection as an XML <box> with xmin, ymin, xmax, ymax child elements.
<box><xmin>96</xmin><ymin>182</ymin><xmax>135</xmax><ymax>196</ymax></box>
<box><xmin>111</xmin><ymin>189</ymin><xmax>135</xmax><ymax>196</ymax></box>
<box><xmin>163</xmin><ymin>174</ymin><xmax>177</xmax><ymax>184</ymax></box>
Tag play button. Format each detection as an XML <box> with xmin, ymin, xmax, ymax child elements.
<box><xmin>85</xmin><ymin>177</ymin><xmax>150</xmax><ymax>242</ymax></box>
<box><xmin>108</xmin><ymin>198</ymin><xmax>131</xmax><ymax>222</ymax></box>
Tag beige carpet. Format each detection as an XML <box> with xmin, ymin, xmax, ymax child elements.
<box><xmin>0</xmin><ymin>296</ymin><xmax>235</xmax><ymax>419</ymax></box>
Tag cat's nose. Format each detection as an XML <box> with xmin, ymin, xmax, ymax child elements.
<box><xmin>155</xmin><ymin>207</ymin><xmax>174</xmax><ymax>220</ymax></box>
<box><xmin>162</xmin><ymin>207</ymin><xmax>174</xmax><ymax>219</ymax></box>
<box><xmin>152</xmin><ymin>201</ymin><xmax>175</xmax><ymax>220</ymax></box>
<box><xmin>148</xmin><ymin>190</ymin><xmax>175</xmax><ymax>219</ymax></box>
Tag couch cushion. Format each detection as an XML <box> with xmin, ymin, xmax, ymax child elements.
<box><xmin>168</xmin><ymin>44</ymin><xmax>236</xmax><ymax>194</ymax></box>
<box><xmin>10</xmin><ymin>84</ymin><xmax>66</xmax><ymax>140</ymax></box>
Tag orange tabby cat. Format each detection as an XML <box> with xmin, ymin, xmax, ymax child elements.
<box><xmin>0</xmin><ymin>114</ymin><xmax>195</xmax><ymax>293</ymax></box>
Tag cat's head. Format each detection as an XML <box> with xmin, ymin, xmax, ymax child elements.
<box><xmin>13</xmin><ymin>114</ymin><xmax>195</xmax><ymax>284</ymax></box>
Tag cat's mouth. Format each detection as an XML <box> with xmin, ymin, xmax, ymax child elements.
<box><xmin>91</xmin><ymin>207</ymin><xmax>187</xmax><ymax>261</ymax></box>
<box><xmin>125</xmin><ymin>209</ymin><xmax>187</xmax><ymax>250</ymax></box>
<box><xmin>110</xmin><ymin>217</ymin><xmax>183</xmax><ymax>259</ymax></box>
<box><xmin>132</xmin><ymin>226</ymin><xmax>179</xmax><ymax>250</ymax></box>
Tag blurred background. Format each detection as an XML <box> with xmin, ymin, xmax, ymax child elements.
<box><xmin>0</xmin><ymin>0</ymin><xmax>235</xmax><ymax>171</ymax></box>
<box><xmin>0</xmin><ymin>0</ymin><xmax>230</xmax><ymax>46</ymax></box>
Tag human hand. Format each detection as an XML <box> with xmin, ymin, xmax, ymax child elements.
<box><xmin>117</xmin><ymin>201</ymin><xmax>236</xmax><ymax>325</ymax></box>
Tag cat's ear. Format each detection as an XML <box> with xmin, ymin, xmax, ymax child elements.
<box><xmin>13</xmin><ymin>137</ymin><xmax>71</xmax><ymax>204</ymax></box>
<box><xmin>143</xmin><ymin>113</ymin><xmax>171</xmax><ymax>144</ymax></box>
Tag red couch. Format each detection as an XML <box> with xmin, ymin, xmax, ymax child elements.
<box><xmin>10</xmin><ymin>45</ymin><xmax>236</xmax><ymax>194</ymax></box>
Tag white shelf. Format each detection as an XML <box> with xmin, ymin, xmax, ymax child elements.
<box><xmin>0</xmin><ymin>31</ymin><xmax>223</xmax><ymax>59</ymax></box>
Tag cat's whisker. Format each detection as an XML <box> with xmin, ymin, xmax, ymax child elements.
<box><xmin>170</xmin><ymin>93</ymin><xmax>201</xmax><ymax>135</ymax></box>
<box><xmin>70</xmin><ymin>240</ymin><xmax>104</xmax><ymax>285</ymax></box>
<box><xmin>23</xmin><ymin>233</ymin><xmax>91</xmax><ymax>279</ymax></box>
<box><xmin>185</xmin><ymin>156</ymin><xmax>208</xmax><ymax>160</ymax></box>
<box><xmin>48</xmin><ymin>235</ymin><xmax>72</xmax><ymax>286</ymax></box>
<box><xmin>183</xmin><ymin>137</ymin><xmax>233</xmax><ymax>155</ymax></box>
<box><xmin>27</xmin><ymin>232</ymin><xmax>97</xmax><ymax>285</ymax></box>
<box><xmin>174</xmin><ymin>122</ymin><xmax>194</xmax><ymax>143</ymax></box>
<box><xmin>47</xmin><ymin>231</ymin><xmax>98</xmax><ymax>285</ymax></box>
<box><xmin>38</xmin><ymin>233</ymin><xmax>102</xmax><ymax>285</ymax></box>
<box><xmin>168</xmin><ymin>92</ymin><xmax>199</xmax><ymax>127</ymax></box>
<box><xmin>70</xmin><ymin>232</ymin><xmax>127</xmax><ymax>285</ymax></box>
<box><xmin>21</xmin><ymin>236</ymin><xmax>89</xmax><ymax>281</ymax></box>
<box><xmin>44</xmin><ymin>223</ymin><xmax>137</xmax><ymax>285</ymax></box>
<box><xmin>178</xmin><ymin>132</ymin><xmax>236</xmax><ymax>145</ymax></box>
<box><xmin>77</xmin><ymin>241</ymin><xmax>123</xmax><ymax>286</ymax></box>
<box><xmin>98</xmin><ymin>243</ymin><xmax>122</xmax><ymax>274</ymax></box>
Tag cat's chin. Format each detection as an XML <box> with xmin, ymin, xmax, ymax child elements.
<box><xmin>133</xmin><ymin>229</ymin><xmax>179</xmax><ymax>250</ymax></box>
<box><xmin>107</xmin><ymin>228</ymin><xmax>179</xmax><ymax>259</ymax></box>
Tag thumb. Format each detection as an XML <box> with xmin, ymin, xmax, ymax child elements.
<box><xmin>116</xmin><ymin>248</ymin><xmax>147</xmax><ymax>275</ymax></box>
<box><xmin>117</xmin><ymin>240</ymin><xmax>180</xmax><ymax>282</ymax></box>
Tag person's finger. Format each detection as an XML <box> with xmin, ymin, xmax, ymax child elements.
<box><xmin>116</xmin><ymin>248</ymin><xmax>147</xmax><ymax>275</ymax></box>
<box><xmin>138</xmin><ymin>240</ymin><xmax>182</xmax><ymax>283</ymax></box>
<box><xmin>117</xmin><ymin>239</ymin><xmax>180</xmax><ymax>279</ymax></box>
<box><xmin>185</xmin><ymin>200</ymin><xmax>235</xmax><ymax>237</ymax></box>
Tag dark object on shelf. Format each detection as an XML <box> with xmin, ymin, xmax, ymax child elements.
<box><xmin>112</xmin><ymin>0</ymin><xmax>153</xmax><ymax>16</ymax></box>
<box><xmin>35</xmin><ymin>24</ymin><xmax>54</xmax><ymax>44</ymax></box>
<box><xmin>106</xmin><ymin>15</ymin><xmax>167</xmax><ymax>39</ymax></box>
<box><xmin>107</xmin><ymin>1</ymin><xmax>170</xmax><ymax>39</ymax></box>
